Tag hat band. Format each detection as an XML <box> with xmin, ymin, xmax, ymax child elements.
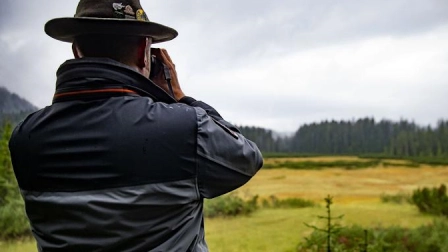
<box><xmin>111</xmin><ymin>3</ymin><xmax>149</xmax><ymax>21</ymax></box>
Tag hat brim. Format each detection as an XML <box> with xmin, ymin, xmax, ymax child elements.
<box><xmin>45</xmin><ymin>17</ymin><xmax>178</xmax><ymax>44</ymax></box>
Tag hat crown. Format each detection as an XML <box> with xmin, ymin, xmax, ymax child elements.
<box><xmin>75</xmin><ymin>0</ymin><xmax>148</xmax><ymax>21</ymax></box>
<box><xmin>45</xmin><ymin>0</ymin><xmax>177</xmax><ymax>44</ymax></box>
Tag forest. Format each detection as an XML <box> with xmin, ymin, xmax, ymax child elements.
<box><xmin>239</xmin><ymin>118</ymin><xmax>448</xmax><ymax>159</ymax></box>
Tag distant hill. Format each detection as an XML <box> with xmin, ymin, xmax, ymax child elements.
<box><xmin>0</xmin><ymin>86</ymin><xmax>38</xmax><ymax>126</ymax></box>
<box><xmin>0</xmin><ymin>87</ymin><xmax>37</xmax><ymax>114</ymax></box>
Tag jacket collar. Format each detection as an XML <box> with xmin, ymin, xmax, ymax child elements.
<box><xmin>54</xmin><ymin>58</ymin><xmax>176</xmax><ymax>104</ymax></box>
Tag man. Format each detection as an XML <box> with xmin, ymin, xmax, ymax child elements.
<box><xmin>8</xmin><ymin>0</ymin><xmax>263</xmax><ymax>251</ymax></box>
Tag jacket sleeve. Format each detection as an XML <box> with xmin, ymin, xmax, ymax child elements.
<box><xmin>180</xmin><ymin>97</ymin><xmax>263</xmax><ymax>199</ymax></box>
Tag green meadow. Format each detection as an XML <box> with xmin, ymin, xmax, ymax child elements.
<box><xmin>2</xmin><ymin>156</ymin><xmax>448</xmax><ymax>251</ymax></box>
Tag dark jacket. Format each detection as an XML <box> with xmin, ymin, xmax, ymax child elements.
<box><xmin>9</xmin><ymin>58</ymin><xmax>263</xmax><ymax>252</ymax></box>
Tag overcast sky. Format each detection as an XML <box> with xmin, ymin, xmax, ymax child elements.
<box><xmin>1</xmin><ymin>0</ymin><xmax>447</xmax><ymax>132</ymax></box>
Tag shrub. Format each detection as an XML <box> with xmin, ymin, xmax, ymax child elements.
<box><xmin>411</xmin><ymin>184</ymin><xmax>448</xmax><ymax>217</ymax></box>
<box><xmin>263</xmin><ymin>160</ymin><xmax>381</xmax><ymax>170</ymax></box>
<box><xmin>410</xmin><ymin>157</ymin><xmax>448</xmax><ymax>166</ymax></box>
<box><xmin>204</xmin><ymin>194</ymin><xmax>258</xmax><ymax>218</ymax></box>
<box><xmin>380</xmin><ymin>193</ymin><xmax>411</xmax><ymax>204</ymax></box>
<box><xmin>0</xmin><ymin>200</ymin><xmax>30</xmax><ymax>239</ymax></box>
<box><xmin>262</xmin><ymin>153</ymin><xmax>324</xmax><ymax>158</ymax></box>
<box><xmin>382</xmin><ymin>161</ymin><xmax>420</xmax><ymax>168</ymax></box>
<box><xmin>298</xmin><ymin>220</ymin><xmax>448</xmax><ymax>252</ymax></box>
<box><xmin>299</xmin><ymin>224</ymin><xmax>368</xmax><ymax>252</ymax></box>
<box><xmin>204</xmin><ymin>194</ymin><xmax>315</xmax><ymax>218</ymax></box>
<box><xmin>358</xmin><ymin>154</ymin><xmax>448</xmax><ymax>166</ymax></box>
<box><xmin>262</xmin><ymin>195</ymin><xmax>315</xmax><ymax>208</ymax></box>
<box><xmin>0</xmin><ymin>123</ymin><xmax>31</xmax><ymax>239</ymax></box>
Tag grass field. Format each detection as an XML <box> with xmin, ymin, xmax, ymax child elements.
<box><xmin>204</xmin><ymin>157</ymin><xmax>448</xmax><ymax>251</ymax></box>
<box><xmin>205</xmin><ymin>205</ymin><xmax>441</xmax><ymax>252</ymax></box>
<box><xmin>2</xmin><ymin>156</ymin><xmax>447</xmax><ymax>251</ymax></box>
<box><xmin>0</xmin><ymin>239</ymin><xmax>36</xmax><ymax>252</ymax></box>
<box><xmin>240</xmin><ymin>157</ymin><xmax>448</xmax><ymax>202</ymax></box>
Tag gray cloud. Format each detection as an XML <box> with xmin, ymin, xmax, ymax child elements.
<box><xmin>3</xmin><ymin>0</ymin><xmax>447</xmax><ymax>69</ymax></box>
<box><xmin>147</xmin><ymin>0</ymin><xmax>448</xmax><ymax>69</ymax></box>
<box><xmin>0</xmin><ymin>0</ymin><xmax>15</xmax><ymax>32</ymax></box>
<box><xmin>0</xmin><ymin>0</ymin><xmax>447</xmax><ymax>131</ymax></box>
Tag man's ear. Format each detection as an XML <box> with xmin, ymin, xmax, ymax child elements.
<box><xmin>72</xmin><ymin>43</ymin><xmax>82</xmax><ymax>59</ymax></box>
<box><xmin>137</xmin><ymin>38</ymin><xmax>150</xmax><ymax>69</ymax></box>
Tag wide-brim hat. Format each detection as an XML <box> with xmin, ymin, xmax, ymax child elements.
<box><xmin>45</xmin><ymin>0</ymin><xmax>177</xmax><ymax>43</ymax></box>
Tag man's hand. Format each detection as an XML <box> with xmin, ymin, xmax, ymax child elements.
<box><xmin>150</xmin><ymin>48</ymin><xmax>185</xmax><ymax>101</ymax></box>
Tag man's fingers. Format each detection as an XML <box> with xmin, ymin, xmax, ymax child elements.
<box><xmin>160</xmin><ymin>49</ymin><xmax>174</xmax><ymax>65</ymax></box>
<box><xmin>149</xmin><ymin>48</ymin><xmax>184</xmax><ymax>100</ymax></box>
<box><xmin>158</xmin><ymin>49</ymin><xmax>175</xmax><ymax>69</ymax></box>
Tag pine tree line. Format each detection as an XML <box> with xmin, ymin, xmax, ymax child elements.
<box><xmin>239</xmin><ymin>126</ymin><xmax>291</xmax><ymax>152</ymax></box>
<box><xmin>240</xmin><ymin>118</ymin><xmax>448</xmax><ymax>158</ymax></box>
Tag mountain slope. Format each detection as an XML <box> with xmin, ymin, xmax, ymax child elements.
<box><xmin>0</xmin><ymin>86</ymin><xmax>38</xmax><ymax>126</ymax></box>
<box><xmin>0</xmin><ymin>86</ymin><xmax>38</xmax><ymax>114</ymax></box>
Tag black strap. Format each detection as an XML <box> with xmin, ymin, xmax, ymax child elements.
<box><xmin>162</xmin><ymin>63</ymin><xmax>176</xmax><ymax>98</ymax></box>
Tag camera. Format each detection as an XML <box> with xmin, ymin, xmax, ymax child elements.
<box><xmin>149</xmin><ymin>55</ymin><xmax>163</xmax><ymax>80</ymax></box>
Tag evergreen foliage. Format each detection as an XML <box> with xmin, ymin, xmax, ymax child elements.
<box><xmin>302</xmin><ymin>196</ymin><xmax>345</xmax><ymax>252</ymax></box>
<box><xmin>0</xmin><ymin>123</ymin><xmax>30</xmax><ymax>239</ymax></box>
<box><xmin>263</xmin><ymin>160</ymin><xmax>380</xmax><ymax>170</ymax></box>
<box><xmin>204</xmin><ymin>194</ymin><xmax>316</xmax><ymax>218</ymax></box>
<box><xmin>203</xmin><ymin>194</ymin><xmax>259</xmax><ymax>218</ymax></box>
<box><xmin>240</xmin><ymin>118</ymin><xmax>448</xmax><ymax>160</ymax></box>
<box><xmin>299</xmin><ymin>221</ymin><xmax>448</xmax><ymax>252</ymax></box>
<box><xmin>261</xmin><ymin>195</ymin><xmax>315</xmax><ymax>208</ymax></box>
<box><xmin>380</xmin><ymin>193</ymin><xmax>412</xmax><ymax>204</ymax></box>
<box><xmin>300</xmin><ymin>195</ymin><xmax>448</xmax><ymax>251</ymax></box>
<box><xmin>239</xmin><ymin>126</ymin><xmax>291</xmax><ymax>152</ymax></box>
<box><xmin>411</xmin><ymin>184</ymin><xmax>448</xmax><ymax>217</ymax></box>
